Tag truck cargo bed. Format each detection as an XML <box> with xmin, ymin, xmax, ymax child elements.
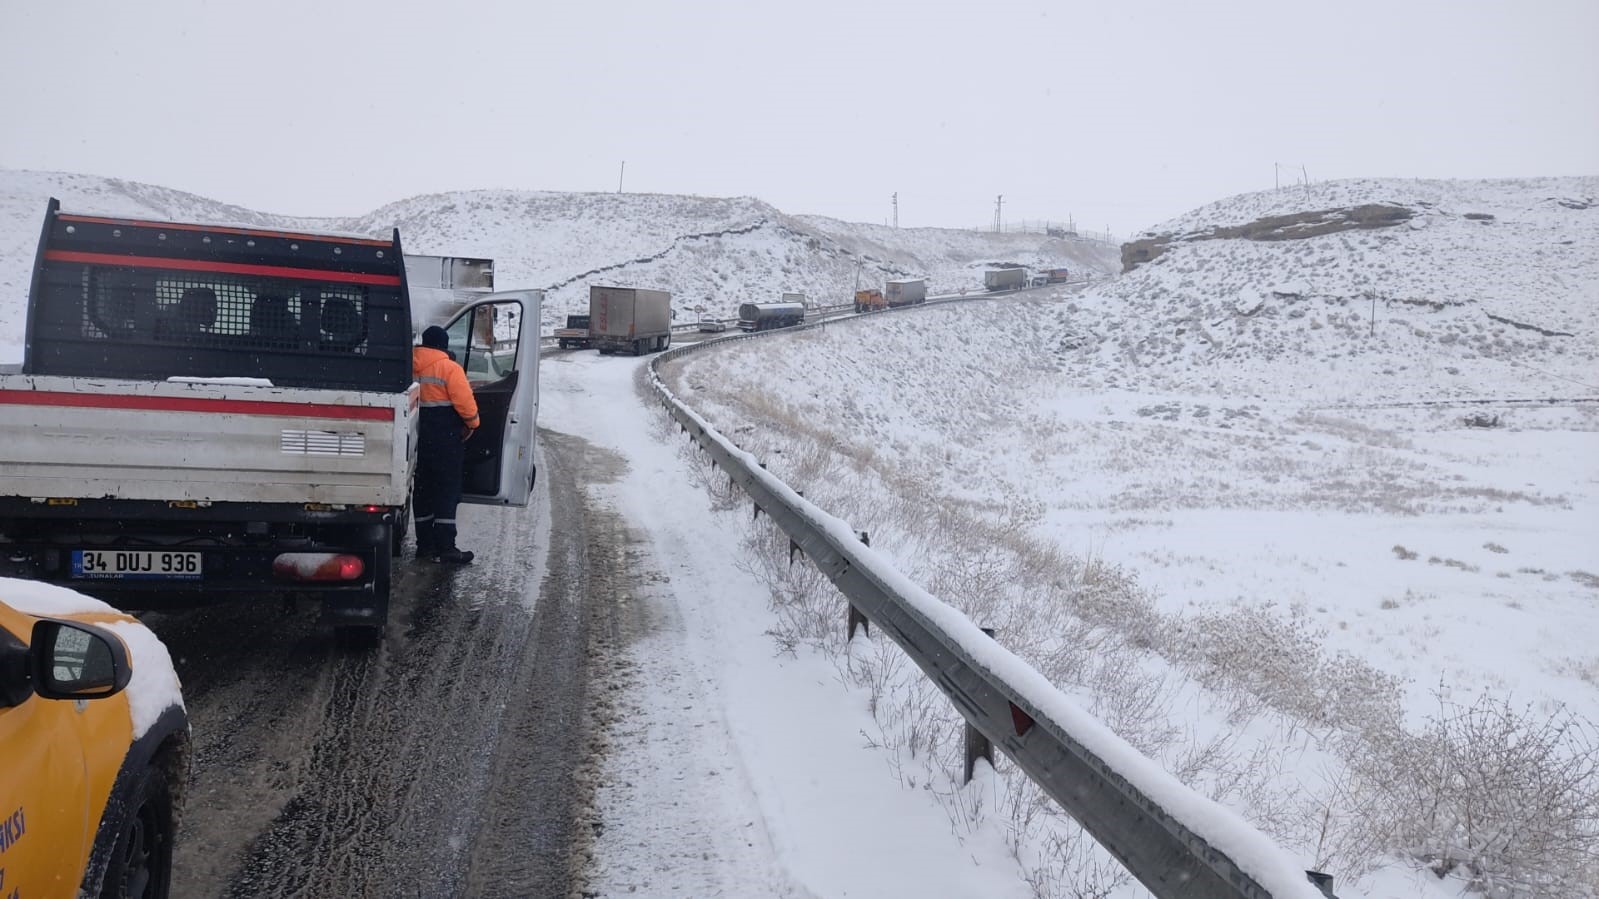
<box><xmin>0</xmin><ymin>374</ymin><xmax>417</xmax><ymax>506</ymax></box>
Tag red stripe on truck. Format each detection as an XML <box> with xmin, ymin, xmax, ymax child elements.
<box><xmin>0</xmin><ymin>389</ymin><xmax>394</xmax><ymax>421</ymax></box>
<box><xmin>42</xmin><ymin>250</ymin><xmax>404</xmax><ymax>287</ymax></box>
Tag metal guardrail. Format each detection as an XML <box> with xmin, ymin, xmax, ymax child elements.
<box><xmin>646</xmin><ymin>307</ymin><xmax>1339</xmax><ymax>899</ymax></box>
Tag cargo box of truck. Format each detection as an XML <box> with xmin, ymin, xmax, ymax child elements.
<box><xmin>404</xmin><ymin>254</ymin><xmax>494</xmax><ymax>333</ymax></box>
<box><xmin>590</xmin><ymin>286</ymin><xmax>672</xmax><ymax>355</ymax></box>
<box><xmin>885</xmin><ymin>279</ymin><xmax>926</xmax><ymax>307</ymax></box>
<box><xmin>984</xmin><ymin>268</ymin><xmax>1026</xmax><ymax>291</ymax></box>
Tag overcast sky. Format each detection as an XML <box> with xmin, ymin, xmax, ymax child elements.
<box><xmin>1</xmin><ymin>0</ymin><xmax>1594</xmax><ymax>236</ymax></box>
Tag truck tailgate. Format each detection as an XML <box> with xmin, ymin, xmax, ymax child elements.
<box><xmin>0</xmin><ymin>375</ymin><xmax>418</xmax><ymax>506</ymax></box>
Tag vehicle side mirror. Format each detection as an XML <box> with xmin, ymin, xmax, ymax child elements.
<box><xmin>28</xmin><ymin>619</ymin><xmax>132</xmax><ymax>700</ymax></box>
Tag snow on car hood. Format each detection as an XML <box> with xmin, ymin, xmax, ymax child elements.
<box><xmin>2</xmin><ymin>577</ymin><xmax>186</xmax><ymax>738</ymax></box>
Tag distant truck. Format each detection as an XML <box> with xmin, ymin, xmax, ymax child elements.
<box><xmin>554</xmin><ymin>314</ymin><xmax>592</xmax><ymax>349</ymax></box>
<box><xmin>1045</xmin><ymin>268</ymin><xmax>1072</xmax><ymax>284</ymax></box>
<box><xmin>984</xmin><ymin>268</ymin><xmax>1026</xmax><ymax>291</ymax></box>
<box><xmin>885</xmin><ymin>279</ymin><xmax>927</xmax><ymax>307</ymax></box>
<box><xmin>738</xmin><ymin>302</ymin><xmax>806</xmax><ymax>332</ymax></box>
<box><xmin>590</xmin><ymin>286</ymin><xmax>672</xmax><ymax>355</ymax></box>
<box><xmin>781</xmin><ymin>291</ymin><xmax>807</xmax><ymax>306</ymax></box>
<box><xmin>404</xmin><ymin>254</ymin><xmax>494</xmax><ymax>334</ymax></box>
<box><xmin>854</xmin><ymin>288</ymin><xmax>886</xmax><ymax>313</ymax></box>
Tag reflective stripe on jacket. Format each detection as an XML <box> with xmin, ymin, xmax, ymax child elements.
<box><xmin>412</xmin><ymin>346</ymin><xmax>480</xmax><ymax>429</ymax></box>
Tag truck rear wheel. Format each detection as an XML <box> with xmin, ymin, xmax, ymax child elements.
<box><xmin>391</xmin><ymin>503</ymin><xmax>409</xmax><ymax>557</ymax></box>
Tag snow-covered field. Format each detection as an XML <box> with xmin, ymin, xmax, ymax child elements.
<box><xmin>660</xmin><ymin>177</ymin><xmax>1599</xmax><ymax>897</ymax></box>
<box><xmin>0</xmin><ymin>168</ymin><xmax>1118</xmax><ymax>363</ymax></box>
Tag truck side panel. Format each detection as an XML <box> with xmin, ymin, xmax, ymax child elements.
<box><xmin>631</xmin><ymin>289</ymin><xmax>671</xmax><ymax>334</ymax></box>
<box><xmin>985</xmin><ymin>268</ymin><xmax>1026</xmax><ymax>290</ymax></box>
<box><xmin>0</xmin><ymin>375</ymin><xmax>415</xmax><ymax>506</ymax></box>
<box><xmin>885</xmin><ymin>279</ymin><xmax>927</xmax><ymax>305</ymax></box>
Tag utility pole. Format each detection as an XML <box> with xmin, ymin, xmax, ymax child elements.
<box><xmin>618</xmin><ymin>161</ymin><xmax>626</xmax><ymax>193</ymax></box>
<box><xmin>891</xmin><ymin>192</ymin><xmax>899</xmax><ymax>229</ymax></box>
<box><xmin>994</xmin><ymin>194</ymin><xmax>1004</xmax><ymax>233</ymax></box>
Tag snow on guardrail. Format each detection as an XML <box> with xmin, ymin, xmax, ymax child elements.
<box><xmin>646</xmin><ymin>308</ymin><xmax>1340</xmax><ymax>899</ymax></box>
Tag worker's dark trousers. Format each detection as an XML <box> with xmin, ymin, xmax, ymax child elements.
<box><xmin>412</xmin><ymin>409</ymin><xmax>466</xmax><ymax>553</ymax></box>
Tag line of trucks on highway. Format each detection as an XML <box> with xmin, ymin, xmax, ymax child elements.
<box><xmin>555</xmin><ymin>288</ymin><xmax>815</xmax><ymax>348</ymax></box>
<box><xmin>555</xmin><ymin>263</ymin><xmax>1074</xmax><ymax>346</ymax></box>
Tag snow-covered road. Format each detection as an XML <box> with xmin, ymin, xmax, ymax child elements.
<box><xmin>540</xmin><ymin>347</ymin><xmax>1034</xmax><ymax>898</ymax></box>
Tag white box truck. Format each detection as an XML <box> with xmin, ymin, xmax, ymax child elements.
<box><xmin>885</xmin><ymin>279</ymin><xmax>927</xmax><ymax>307</ymax></box>
<box><xmin>590</xmin><ymin>286</ymin><xmax>672</xmax><ymax>355</ymax></box>
<box><xmin>404</xmin><ymin>254</ymin><xmax>494</xmax><ymax>335</ymax></box>
<box><xmin>984</xmin><ymin>268</ymin><xmax>1026</xmax><ymax>291</ymax></box>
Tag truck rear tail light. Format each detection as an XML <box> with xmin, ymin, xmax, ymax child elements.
<box><xmin>272</xmin><ymin>553</ymin><xmax>365</xmax><ymax>582</ymax></box>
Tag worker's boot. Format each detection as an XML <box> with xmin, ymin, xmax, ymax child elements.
<box><xmin>434</xmin><ymin>546</ymin><xmax>474</xmax><ymax>565</ymax></box>
<box><xmin>414</xmin><ymin>523</ymin><xmax>437</xmax><ymax>559</ymax></box>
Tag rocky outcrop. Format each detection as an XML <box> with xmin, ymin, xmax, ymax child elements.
<box><xmin>1121</xmin><ymin>203</ymin><xmax>1415</xmax><ymax>272</ymax></box>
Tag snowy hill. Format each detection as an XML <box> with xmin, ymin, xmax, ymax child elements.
<box><xmin>0</xmin><ymin>169</ymin><xmax>1118</xmax><ymax>362</ymax></box>
<box><xmin>1095</xmin><ymin>177</ymin><xmax>1598</xmax><ymax>400</ymax></box>
<box><xmin>660</xmin><ymin>176</ymin><xmax>1599</xmax><ymax>896</ymax></box>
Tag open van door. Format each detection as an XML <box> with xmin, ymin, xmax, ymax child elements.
<box><xmin>440</xmin><ymin>289</ymin><xmax>542</xmax><ymax>507</ymax></box>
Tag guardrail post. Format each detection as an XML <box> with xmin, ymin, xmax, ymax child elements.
<box><xmin>1306</xmin><ymin>871</ymin><xmax>1337</xmax><ymax>897</ymax></box>
<box><xmin>752</xmin><ymin>461</ymin><xmax>767</xmax><ymax>517</ymax></box>
<box><xmin>789</xmin><ymin>492</ymin><xmax>805</xmax><ymax>565</ymax></box>
<box><xmin>963</xmin><ymin>627</ymin><xmax>997</xmax><ymax>783</ymax></box>
<box><xmin>847</xmin><ymin>531</ymin><xmax>871</xmax><ymax>640</ymax></box>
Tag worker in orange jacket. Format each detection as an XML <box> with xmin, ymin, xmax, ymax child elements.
<box><xmin>412</xmin><ymin>326</ymin><xmax>480</xmax><ymax>563</ymax></box>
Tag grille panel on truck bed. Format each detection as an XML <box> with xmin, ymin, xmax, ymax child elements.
<box><xmin>24</xmin><ymin>202</ymin><xmax>413</xmax><ymax>393</ymax></box>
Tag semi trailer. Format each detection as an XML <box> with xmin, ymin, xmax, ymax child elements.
<box><xmin>590</xmin><ymin>286</ymin><xmax>672</xmax><ymax>355</ymax></box>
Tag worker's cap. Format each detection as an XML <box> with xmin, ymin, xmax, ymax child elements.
<box><xmin>421</xmin><ymin>325</ymin><xmax>449</xmax><ymax>349</ymax></box>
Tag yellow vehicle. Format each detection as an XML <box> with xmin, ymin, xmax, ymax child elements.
<box><xmin>853</xmin><ymin>288</ymin><xmax>887</xmax><ymax>313</ymax></box>
<box><xmin>0</xmin><ymin>580</ymin><xmax>189</xmax><ymax>898</ymax></box>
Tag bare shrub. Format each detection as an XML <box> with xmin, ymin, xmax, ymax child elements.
<box><xmin>1349</xmin><ymin>694</ymin><xmax>1599</xmax><ymax>896</ymax></box>
<box><xmin>1392</xmin><ymin>544</ymin><xmax>1419</xmax><ymax>560</ymax></box>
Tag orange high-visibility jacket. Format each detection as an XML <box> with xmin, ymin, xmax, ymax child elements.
<box><xmin>412</xmin><ymin>346</ymin><xmax>480</xmax><ymax>429</ymax></box>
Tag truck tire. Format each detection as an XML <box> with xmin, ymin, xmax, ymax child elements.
<box><xmin>391</xmin><ymin>502</ymin><xmax>410</xmax><ymax>556</ymax></box>
<box><xmin>633</xmin><ymin>339</ymin><xmax>643</xmax><ymax>356</ymax></box>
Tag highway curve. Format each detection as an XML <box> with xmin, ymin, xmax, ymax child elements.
<box><xmin>142</xmin><ymin>429</ymin><xmax>635</xmax><ymax>898</ymax></box>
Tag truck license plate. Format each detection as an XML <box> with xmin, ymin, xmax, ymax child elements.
<box><xmin>72</xmin><ymin>550</ymin><xmax>202</xmax><ymax>580</ymax></box>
